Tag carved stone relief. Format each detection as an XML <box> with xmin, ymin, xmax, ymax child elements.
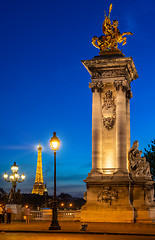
<box><xmin>145</xmin><ymin>185</ymin><xmax>155</xmax><ymax>206</ymax></box>
<box><xmin>126</xmin><ymin>90</ymin><xmax>133</xmax><ymax>99</ymax></box>
<box><xmin>113</xmin><ymin>80</ymin><xmax>130</xmax><ymax>92</ymax></box>
<box><xmin>97</xmin><ymin>187</ymin><xmax>118</xmax><ymax>205</ymax></box>
<box><xmin>102</xmin><ymin>90</ymin><xmax>116</xmax><ymax>130</ymax></box>
<box><xmin>89</xmin><ymin>82</ymin><xmax>104</xmax><ymax>92</ymax></box>
<box><xmin>91</xmin><ymin>69</ymin><xmax>125</xmax><ymax>79</ymax></box>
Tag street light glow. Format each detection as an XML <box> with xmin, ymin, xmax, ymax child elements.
<box><xmin>15</xmin><ymin>173</ymin><xmax>19</xmax><ymax>179</ymax></box>
<box><xmin>11</xmin><ymin>162</ymin><xmax>19</xmax><ymax>172</ymax></box>
<box><xmin>50</xmin><ymin>132</ymin><xmax>60</xmax><ymax>151</ymax></box>
<box><xmin>3</xmin><ymin>162</ymin><xmax>25</xmax><ymax>195</ymax></box>
<box><xmin>4</xmin><ymin>173</ymin><xmax>8</xmax><ymax>179</ymax></box>
<box><xmin>21</xmin><ymin>174</ymin><xmax>25</xmax><ymax>180</ymax></box>
<box><xmin>10</xmin><ymin>175</ymin><xmax>14</xmax><ymax>180</ymax></box>
<box><xmin>52</xmin><ymin>142</ymin><xmax>58</xmax><ymax>150</ymax></box>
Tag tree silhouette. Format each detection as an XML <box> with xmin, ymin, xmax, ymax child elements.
<box><xmin>143</xmin><ymin>140</ymin><xmax>155</xmax><ymax>181</ymax></box>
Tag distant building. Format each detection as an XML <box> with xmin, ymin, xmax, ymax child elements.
<box><xmin>32</xmin><ymin>142</ymin><xmax>46</xmax><ymax>195</ymax></box>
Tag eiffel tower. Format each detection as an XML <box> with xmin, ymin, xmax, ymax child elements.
<box><xmin>32</xmin><ymin>142</ymin><xmax>45</xmax><ymax>195</ymax></box>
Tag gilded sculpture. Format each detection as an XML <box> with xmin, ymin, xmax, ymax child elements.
<box><xmin>92</xmin><ymin>4</ymin><xmax>133</xmax><ymax>55</ymax></box>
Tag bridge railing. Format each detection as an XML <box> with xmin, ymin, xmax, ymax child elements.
<box><xmin>30</xmin><ymin>209</ymin><xmax>81</xmax><ymax>221</ymax></box>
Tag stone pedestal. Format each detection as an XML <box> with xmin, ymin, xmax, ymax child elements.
<box><xmin>6</xmin><ymin>204</ymin><xmax>23</xmax><ymax>220</ymax></box>
<box><xmin>81</xmin><ymin>54</ymin><xmax>155</xmax><ymax>223</ymax></box>
<box><xmin>130</xmin><ymin>178</ymin><xmax>154</xmax><ymax>223</ymax></box>
<box><xmin>81</xmin><ymin>176</ymin><xmax>134</xmax><ymax>223</ymax></box>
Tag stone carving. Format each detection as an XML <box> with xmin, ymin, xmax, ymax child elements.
<box><xmin>103</xmin><ymin>117</ymin><xmax>115</xmax><ymax>130</ymax></box>
<box><xmin>114</xmin><ymin>80</ymin><xmax>130</xmax><ymax>92</ymax></box>
<box><xmin>91</xmin><ymin>69</ymin><xmax>125</xmax><ymax>79</ymax></box>
<box><xmin>145</xmin><ymin>185</ymin><xmax>155</xmax><ymax>205</ymax></box>
<box><xmin>97</xmin><ymin>187</ymin><xmax>118</xmax><ymax>205</ymax></box>
<box><xmin>8</xmin><ymin>189</ymin><xmax>22</xmax><ymax>204</ymax></box>
<box><xmin>126</xmin><ymin>90</ymin><xmax>133</xmax><ymax>99</ymax></box>
<box><xmin>89</xmin><ymin>82</ymin><xmax>104</xmax><ymax>92</ymax></box>
<box><xmin>102</xmin><ymin>90</ymin><xmax>116</xmax><ymax>130</ymax></box>
<box><xmin>128</xmin><ymin>141</ymin><xmax>151</xmax><ymax>178</ymax></box>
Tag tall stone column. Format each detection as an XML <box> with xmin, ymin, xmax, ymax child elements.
<box><xmin>114</xmin><ymin>83</ymin><xmax>128</xmax><ymax>174</ymax></box>
<box><xmin>91</xmin><ymin>85</ymin><xmax>103</xmax><ymax>172</ymax></box>
<box><xmin>82</xmin><ymin>57</ymin><xmax>138</xmax><ymax>179</ymax></box>
<box><xmin>126</xmin><ymin>90</ymin><xmax>132</xmax><ymax>169</ymax></box>
<box><xmin>81</xmin><ymin>56</ymin><xmax>138</xmax><ymax>223</ymax></box>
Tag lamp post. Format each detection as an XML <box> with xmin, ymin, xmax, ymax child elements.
<box><xmin>3</xmin><ymin>162</ymin><xmax>25</xmax><ymax>194</ymax></box>
<box><xmin>49</xmin><ymin>132</ymin><xmax>61</xmax><ymax>230</ymax></box>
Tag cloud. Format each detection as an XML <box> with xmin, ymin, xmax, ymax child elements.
<box><xmin>0</xmin><ymin>145</ymin><xmax>34</xmax><ymax>150</ymax></box>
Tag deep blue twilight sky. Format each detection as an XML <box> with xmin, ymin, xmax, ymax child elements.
<box><xmin>0</xmin><ymin>0</ymin><xmax>155</xmax><ymax>197</ymax></box>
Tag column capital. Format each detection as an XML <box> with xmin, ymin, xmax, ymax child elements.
<box><xmin>126</xmin><ymin>90</ymin><xmax>133</xmax><ymax>99</ymax></box>
<box><xmin>113</xmin><ymin>80</ymin><xmax>130</xmax><ymax>92</ymax></box>
<box><xmin>89</xmin><ymin>82</ymin><xmax>104</xmax><ymax>92</ymax></box>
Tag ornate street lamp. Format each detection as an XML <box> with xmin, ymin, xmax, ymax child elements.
<box><xmin>49</xmin><ymin>132</ymin><xmax>61</xmax><ymax>230</ymax></box>
<box><xmin>4</xmin><ymin>162</ymin><xmax>25</xmax><ymax>193</ymax></box>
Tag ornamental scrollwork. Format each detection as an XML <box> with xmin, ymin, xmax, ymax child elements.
<box><xmin>126</xmin><ymin>90</ymin><xmax>133</xmax><ymax>99</ymax></box>
<box><xmin>97</xmin><ymin>187</ymin><xmax>118</xmax><ymax>205</ymax></box>
<box><xmin>113</xmin><ymin>80</ymin><xmax>130</xmax><ymax>92</ymax></box>
<box><xmin>92</xmin><ymin>69</ymin><xmax>125</xmax><ymax>79</ymax></box>
<box><xmin>89</xmin><ymin>82</ymin><xmax>104</xmax><ymax>92</ymax></box>
<box><xmin>102</xmin><ymin>90</ymin><xmax>116</xmax><ymax>130</ymax></box>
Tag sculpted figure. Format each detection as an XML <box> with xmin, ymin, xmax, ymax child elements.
<box><xmin>146</xmin><ymin>186</ymin><xmax>155</xmax><ymax>205</ymax></box>
<box><xmin>92</xmin><ymin>4</ymin><xmax>133</xmax><ymax>54</ymax></box>
<box><xmin>8</xmin><ymin>189</ymin><xmax>14</xmax><ymax>204</ymax></box>
<box><xmin>111</xmin><ymin>20</ymin><xmax>132</xmax><ymax>49</ymax></box>
<box><xmin>128</xmin><ymin>141</ymin><xmax>151</xmax><ymax>178</ymax></box>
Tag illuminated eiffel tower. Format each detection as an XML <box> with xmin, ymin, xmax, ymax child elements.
<box><xmin>32</xmin><ymin>142</ymin><xmax>45</xmax><ymax>195</ymax></box>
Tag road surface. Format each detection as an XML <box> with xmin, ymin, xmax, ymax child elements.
<box><xmin>0</xmin><ymin>233</ymin><xmax>155</xmax><ymax>240</ymax></box>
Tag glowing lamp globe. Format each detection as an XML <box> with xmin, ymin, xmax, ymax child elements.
<box><xmin>11</xmin><ymin>162</ymin><xmax>18</xmax><ymax>173</ymax></box>
<box><xmin>50</xmin><ymin>132</ymin><xmax>60</xmax><ymax>151</ymax></box>
<box><xmin>10</xmin><ymin>175</ymin><xmax>14</xmax><ymax>180</ymax></box>
<box><xmin>21</xmin><ymin>174</ymin><xmax>25</xmax><ymax>180</ymax></box>
<box><xmin>15</xmin><ymin>173</ymin><xmax>19</xmax><ymax>179</ymax></box>
<box><xmin>4</xmin><ymin>173</ymin><xmax>8</xmax><ymax>179</ymax></box>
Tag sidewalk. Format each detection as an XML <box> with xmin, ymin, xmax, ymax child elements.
<box><xmin>0</xmin><ymin>221</ymin><xmax>155</xmax><ymax>235</ymax></box>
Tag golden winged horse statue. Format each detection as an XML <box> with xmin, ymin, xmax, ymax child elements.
<box><xmin>92</xmin><ymin>4</ymin><xmax>133</xmax><ymax>54</ymax></box>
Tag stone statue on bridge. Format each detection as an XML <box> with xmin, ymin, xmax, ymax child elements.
<box><xmin>128</xmin><ymin>141</ymin><xmax>151</xmax><ymax>179</ymax></box>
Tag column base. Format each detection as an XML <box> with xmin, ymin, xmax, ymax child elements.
<box><xmin>113</xmin><ymin>169</ymin><xmax>129</xmax><ymax>176</ymax></box>
<box><xmin>81</xmin><ymin>206</ymin><xmax>134</xmax><ymax>223</ymax></box>
<box><xmin>81</xmin><ymin>179</ymin><xmax>134</xmax><ymax>223</ymax></box>
<box><xmin>49</xmin><ymin>221</ymin><xmax>61</xmax><ymax>230</ymax></box>
<box><xmin>133</xmin><ymin>207</ymin><xmax>153</xmax><ymax>223</ymax></box>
